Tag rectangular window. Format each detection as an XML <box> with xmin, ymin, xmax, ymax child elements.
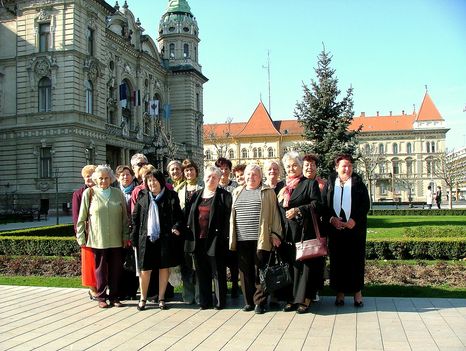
<box><xmin>87</xmin><ymin>28</ymin><xmax>94</xmax><ymax>56</ymax></box>
<box><xmin>38</xmin><ymin>78</ymin><xmax>52</xmax><ymax>112</ymax></box>
<box><xmin>40</xmin><ymin>147</ymin><xmax>52</xmax><ymax>178</ymax></box>
<box><xmin>39</xmin><ymin>23</ymin><xmax>51</xmax><ymax>52</ymax></box>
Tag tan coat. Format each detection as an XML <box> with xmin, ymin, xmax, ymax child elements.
<box><xmin>229</xmin><ymin>184</ymin><xmax>282</xmax><ymax>252</ymax></box>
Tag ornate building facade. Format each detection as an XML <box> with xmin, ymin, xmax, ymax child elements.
<box><xmin>0</xmin><ymin>0</ymin><xmax>206</xmax><ymax>211</ymax></box>
<box><xmin>203</xmin><ymin>93</ymin><xmax>449</xmax><ymax>203</ymax></box>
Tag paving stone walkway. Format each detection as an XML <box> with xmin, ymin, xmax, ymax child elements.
<box><xmin>1</xmin><ymin>285</ymin><xmax>465</xmax><ymax>350</ymax></box>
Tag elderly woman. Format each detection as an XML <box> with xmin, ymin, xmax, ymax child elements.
<box><xmin>185</xmin><ymin>166</ymin><xmax>232</xmax><ymax>310</ymax></box>
<box><xmin>177</xmin><ymin>159</ymin><xmax>203</xmax><ymax>305</ymax></box>
<box><xmin>230</xmin><ymin>164</ymin><xmax>282</xmax><ymax>314</ymax></box>
<box><xmin>278</xmin><ymin>151</ymin><xmax>323</xmax><ymax>314</ymax></box>
<box><xmin>167</xmin><ymin>160</ymin><xmax>184</xmax><ymax>191</ymax></box>
<box><xmin>72</xmin><ymin>164</ymin><xmax>97</xmax><ymax>300</ymax></box>
<box><xmin>76</xmin><ymin>165</ymin><xmax>129</xmax><ymax>308</ymax></box>
<box><xmin>115</xmin><ymin>164</ymin><xmax>139</xmax><ymax>300</ymax></box>
<box><xmin>321</xmin><ymin>154</ymin><xmax>370</xmax><ymax>307</ymax></box>
<box><xmin>131</xmin><ymin>169</ymin><xmax>184</xmax><ymax>311</ymax></box>
<box><xmin>263</xmin><ymin>160</ymin><xmax>285</xmax><ymax>194</ymax></box>
<box><xmin>303</xmin><ymin>154</ymin><xmax>327</xmax><ymax>191</ymax></box>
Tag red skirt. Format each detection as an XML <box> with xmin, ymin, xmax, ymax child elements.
<box><xmin>81</xmin><ymin>246</ymin><xmax>96</xmax><ymax>287</ymax></box>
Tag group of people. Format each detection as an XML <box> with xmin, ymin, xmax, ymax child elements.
<box><xmin>426</xmin><ymin>185</ymin><xmax>442</xmax><ymax>209</ymax></box>
<box><xmin>72</xmin><ymin>151</ymin><xmax>370</xmax><ymax>314</ymax></box>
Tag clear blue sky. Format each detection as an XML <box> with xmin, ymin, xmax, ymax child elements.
<box><xmin>128</xmin><ymin>0</ymin><xmax>466</xmax><ymax>151</ymax></box>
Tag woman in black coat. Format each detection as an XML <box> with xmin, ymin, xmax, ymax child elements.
<box><xmin>278</xmin><ymin>151</ymin><xmax>323</xmax><ymax>314</ymax></box>
<box><xmin>321</xmin><ymin>154</ymin><xmax>370</xmax><ymax>307</ymax></box>
<box><xmin>185</xmin><ymin>166</ymin><xmax>232</xmax><ymax>310</ymax></box>
<box><xmin>131</xmin><ymin>170</ymin><xmax>184</xmax><ymax>311</ymax></box>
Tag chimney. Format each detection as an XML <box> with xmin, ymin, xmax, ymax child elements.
<box><xmin>390</xmin><ymin>111</ymin><xmax>392</xmax><ymax>116</ymax></box>
<box><xmin>376</xmin><ymin>111</ymin><xmax>379</xmax><ymax>116</ymax></box>
<box><xmin>402</xmin><ymin>110</ymin><xmax>405</xmax><ymax>115</ymax></box>
<box><xmin>361</xmin><ymin>112</ymin><xmax>365</xmax><ymax>117</ymax></box>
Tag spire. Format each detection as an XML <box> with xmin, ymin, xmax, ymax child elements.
<box><xmin>238</xmin><ymin>102</ymin><xmax>280</xmax><ymax>136</ymax></box>
<box><xmin>416</xmin><ymin>92</ymin><xmax>443</xmax><ymax>121</ymax></box>
<box><xmin>166</xmin><ymin>0</ymin><xmax>192</xmax><ymax>15</ymax></box>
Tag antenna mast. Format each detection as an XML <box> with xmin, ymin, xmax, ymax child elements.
<box><xmin>262</xmin><ymin>50</ymin><xmax>271</xmax><ymax>116</ymax></box>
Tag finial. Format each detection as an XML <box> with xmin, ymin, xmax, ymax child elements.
<box><xmin>136</xmin><ymin>17</ymin><xmax>141</xmax><ymax>26</ymax></box>
<box><xmin>114</xmin><ymin>1</ymin><xmax>119</xmax><ymax>11</ymax></box>
<box><xmin>123</xmin><ymin>1</ymin><xmax>128</xmax><ymax>9</ymax></box>
<box><xmin>425</xmin><ymin>84</ymin><xmax>428</xmax><ymax>93</ymax></box>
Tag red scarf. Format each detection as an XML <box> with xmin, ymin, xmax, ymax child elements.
<box><xmin>282</xmin><ymin>176</ymin><xmax>301</xmax><ymax>208</ymax></box>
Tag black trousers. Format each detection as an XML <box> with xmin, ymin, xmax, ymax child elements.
<box><xmin>237</xmin><ymin>240</ymin><xmax>270</xmax><ymax>307</ymax></box>
<box><xmin>193</xmin><ymin>239</ymin><xmax>227</xmax><ymax>308</ymax></box>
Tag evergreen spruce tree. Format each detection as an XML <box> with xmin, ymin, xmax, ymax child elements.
<box><xmin>295</xmin><ymin>48</ymin><xmax>361</xmax><ymax>178</ymax></box>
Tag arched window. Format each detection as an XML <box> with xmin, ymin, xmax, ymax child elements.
<box><xmin>253</xmin><ymin>148</ymin><xmax>258</xmax><ymax>158</ymax></box>
<box><xmin>85</xmin><ymin>80</ymin><xmax>93</xmax><ymax>114</ymax></box>
<box><xmin>379</xmin><ymin>162</ymin><xmax>386</xmax><ymax>174</ymax></box>
<box><xmin>228</xmin><ymin>149</ymin><xmax>234</xmax><ymax>160</ymax></box>
<box><xmin>169</xmin><ymin>43</ymin><xmax>175</xmax><ymax>58</ymax></box>
<box><xmin>183</xmin><ymin>43</ymin><xmax>189</xmax><ymax>58</ymax></box>
<box><xmin>38</xmin><ymin>77</ymin><xmax>52</xmax><ymax>112</ymax></box>
<box><xmin>241</xmin><ymin>148</ymin><xmax>248</xmax><ymax>159</ymax></box>
<box><xmin>205</xmin><ymin>150</ymin><xmax>211</xmax><ymax>160</ymax></box>
<box><xmin>378</xmin><ymin>143</ymin><xmax>384</xmax><ymax>154</ymax></box>
<box><xmin>426</xmin><ymin>141</ymin><xmax>430</xmax><ymax>153</ymax></box>
<box><xmin>393</xmin><ymin>143</ymin><xmax>398</xmax><ymax>155</ymax></box>
<box><xmin>431</xmin><ymin>141</ymin><xmax>435</xmax><ymax>153</ymax></box>
<box><xmin>364</xmin><ymin>143</ymin><xmax>371</xmax><ymax>154</ymax></box>
<box><xmin>407</xmin><ymin>142</ymin><xmax>412</xmax><ymax>154</ymax></box>
<box><xmin>257</xmin><ymin>148</ymin><xmax>263</xmax><ymax>158</ymax></box>
<box><xmin>268</xmin><ymin>147</ymin><xmax>274</xmax><ymax>158</ymax></box>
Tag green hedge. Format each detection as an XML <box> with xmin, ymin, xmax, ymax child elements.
<box><xmin>369</xmin><ymin>209</ymin><xmax>466</xmax><ymax>216</ymax></box>
<box><xmin>366</xmin><ymin>238</ymin><xmax>466</xmax><ymax>260</ymax></box>
<box><xmin>0</xmin><ymin>224</ymin><xmax>74</xmax><ymax>237</ymax></box>
<box><xmin>403</xmin><ymin>226</ymin><xmax>466</xmax><ymax>238</ymax></box>
<box><xmin>0</xmin><ymin>236</ymin><xmax>79</xmax><ymax>256</ymax></box>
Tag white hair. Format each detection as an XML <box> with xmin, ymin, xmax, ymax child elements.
<box><xmin>91</xmin><ymin>164</ymin><xmax>116</xmax><ymax>184</ymax></box>
<box><xmin>245</xmin><ymin>163</ymin><xmax>262</xmax><ymax>178</ymax></box>
<box><xmin>203</xmin><ymin>165</ymin><xmax>221</xmax><ymax>180</ymax></box>
<box><xmin>282</xmin><ymin>151</ymin><xmax>303</xmax><ymax>167</ymax></box>
<box><xmin>130</xmin><ymin>153</ymin><xmax>148</xmax><ymax>167</ymax></box>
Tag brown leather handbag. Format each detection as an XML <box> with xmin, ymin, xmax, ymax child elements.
<box><xmin>295</xmin><ymin>207</ymin><xmax>328</xmax><ymax>261</ymax></box>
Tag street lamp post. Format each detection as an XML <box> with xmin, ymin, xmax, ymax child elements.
<box><xmin>55</xmin><ymin>168</ymin><xmax>59</xmax><ymax>225</ymax></box>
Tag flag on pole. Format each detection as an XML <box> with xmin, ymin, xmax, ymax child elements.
<box><xmin>149</xmin><ymin>100</ymin><xmax>159</xmax><ymax>117</ymax></box>
<box><xmin>163</xmin><ymin>103</ymin><xmax>171</xmax><ymax>119</ymax></box>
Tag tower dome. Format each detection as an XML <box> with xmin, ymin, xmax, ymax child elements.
<box><xmin>158</xmin><ymin>0</ymin><xmax>200</xmax><ymax>70</ymax></box>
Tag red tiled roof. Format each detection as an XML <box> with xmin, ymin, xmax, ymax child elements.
<box><xmin>203</xmin><ymin>94</ymin><xmax>444</xmax><ymax>137</ymax></box>
<box><xmin>237</xmin><ymin>102</ymin><xmax>280</xmax><ymax>136</ymax></box>
<box><xmin>350</xmin><ymin>114</ymin><xmax>416</xmax><ymax>132</ymax></box>
<box><xmin>416</xmin><ymin>92</ymin><xmax>443</xmax><ymax>121</ymax></box>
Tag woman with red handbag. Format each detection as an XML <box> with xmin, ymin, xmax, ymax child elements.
<box><xmin>277</xmin><ymin>151</ymin><xmax>323</xmax><ymax>314</ymax></box>
<box><xmin>321</xmin><ymin>154</ymin><xmax>370</xmax><ymax>307</ymax></box>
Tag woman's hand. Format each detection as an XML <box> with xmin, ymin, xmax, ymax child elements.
<box><xmin>272</xmin><ymin>235</ymin><xmax>281</xmax><ymax>247</ymax></box>
<box><xmin>330</xmin><ymin>216</ymin><xmax>345</xmax><ymax>230</ymax></box>
<box><xmin>344</xmin><ymin>218</ymin><xmax>356</xmax><ymax>229</ymax></box>
<box><xmin>285</xmin><ymin>207</ymin><xmax>300</xmax><ymax>219</ymax></box>
<box><xmin>171</xmin><ymin>228</ymin><xmax>181</xmax><ymax>236</ymax></box>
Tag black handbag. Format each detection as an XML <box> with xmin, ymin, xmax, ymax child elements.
<box><xmin>259</xmin><ymin>250</ymin><xmax>292</xmax><ymax>294</ymax></box>
<box><xmin>123</xmin><ymin>247</ymin><xmax>136</xmax><ymax>272</ymax></box>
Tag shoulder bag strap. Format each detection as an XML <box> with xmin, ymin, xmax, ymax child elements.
<box><xmin>310</xmin><ymin>207</ymin><xmax>321</xmax><ymax>240</ymax></box>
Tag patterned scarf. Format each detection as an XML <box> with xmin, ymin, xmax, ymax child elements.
<box><xmin>173</xmin><ymin>179</ymin><xmax>186</xmax><ymax>192</ymax></box>
<box><xmin>281</xmin><ymin>176</ymin><xmax>301</xmax><ymax>208</ymax></box>
<box><xmin>147</xmin><ymin>188</ymin><xmax>165</xmax><ymax>242</ymax></box>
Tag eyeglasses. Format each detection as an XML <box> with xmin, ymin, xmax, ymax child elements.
<box><xmin>136</xmin><ymin>162</ymin><xmax>147</xmax><ymax>168</ymax></box>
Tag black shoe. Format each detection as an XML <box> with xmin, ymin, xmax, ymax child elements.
<box><xmin>137</xmin><ymin>300</ymin><xmax>146</xmax><ymax>311</ymax></box>
<box><xmin>214</xmin><ymin>305</ymin><xmax>224</xmax><ymax>310</ymax></box>
<box><xmin>254</xmin><ymin>304</ymin><xmax>265</xmax><ymax>314</ymax></box>
<box><xmin>354</xmin><ymin>300</ymin><xmax>364</xmax><ymax>308</ymax></box>
<box><xmin>199</xmin><ymin>305</ymin><xmax>210</xmax><ymax>310</ymax></box>
<box><xmin>296</xmin><ymin>304</ymin><xmax>309</xmax><ymax>314</ymax></box>
<box><xmin>242</xmin><ymin>304</ymin><xmax>254</xmax><ymax>312</ymax></box>
<box><xmin>283</xmin><ymin>303</ymin><xmax>297</xmax><ymax>312</ymax></box>
<box><xmin>335</xmin><ymin>299</ymin><xmax>345</xmax><ymax>306</ymax></box>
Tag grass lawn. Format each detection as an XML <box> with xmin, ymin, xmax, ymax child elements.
<box><xmin>367</xmin><ymin>215</ymin><xmax>466</xmax><ymax>239</ymax></box>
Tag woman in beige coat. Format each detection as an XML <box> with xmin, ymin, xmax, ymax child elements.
<box><xmin>229</xmin><ymin>164</ymin><xmax>282</xmax><ymax>314</ymax></box>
